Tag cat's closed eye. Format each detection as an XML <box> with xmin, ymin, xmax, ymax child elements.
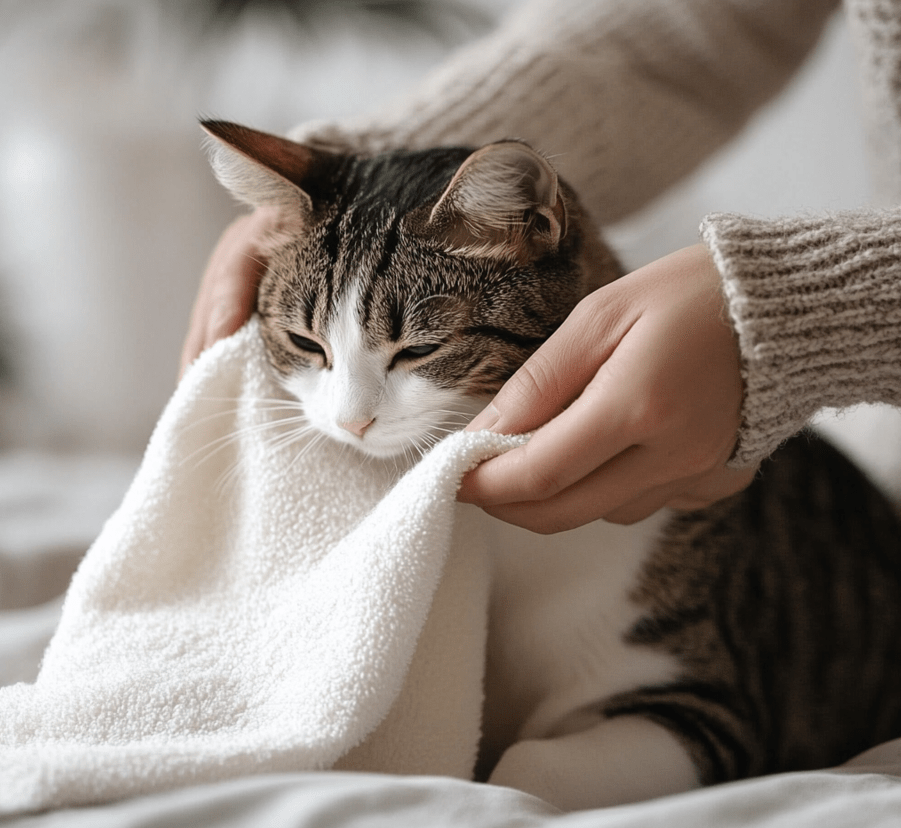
<box><xmin>288</xmin><ymin>332</ymin><xmax>325</xmax><ymax>357</ymax></box>
<box><xmin>288</xmin><ymin>331</ymin><xmax>328</xmax><ymax>359</ymax></box>
<box><xmin>396</xmin><ymin>343</ymin><xmax>441</xmax><ymax>361</ymax></box>
<box><xmin>389</xmin><ymin>343</ymin><xmax>442</xmax><ymax>370</ymax></box>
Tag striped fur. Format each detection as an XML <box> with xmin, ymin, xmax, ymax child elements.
<box><xmin>610</xmin><ymin>433</ymin><xmax>901</xmax><ymax>784</ymax></box>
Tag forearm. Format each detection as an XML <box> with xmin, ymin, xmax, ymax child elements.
<box><xmin>294</xmin><ymin>0</ymin><xmax>839</xmax><ymax>224</ymax></box>
<box><xmin>703</xmin><ymin>208</ymin><xmax>901</xmax><ymax>467</ymax></box>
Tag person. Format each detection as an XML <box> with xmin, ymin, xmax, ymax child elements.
<box><xmin>181</xmin><ymin>0</ymin><xmax>901</xmax><ymax>534</ymax></box>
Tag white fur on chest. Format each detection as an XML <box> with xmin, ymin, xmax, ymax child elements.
<box><xmin>478</xmin><ymin>508</ymin><xmax>677</xmax><ymax>751</ymax></box>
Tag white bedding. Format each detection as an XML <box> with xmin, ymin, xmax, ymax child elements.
<box><xmin>3</xmin><ymin>766</ymin><xmax>901</xmax><ymax>826</ymax></box>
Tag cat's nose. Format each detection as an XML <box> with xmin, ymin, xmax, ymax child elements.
<box><xmin>339</xmin><ymin>418</ymin><xmax>374</xmax><ymax>437</ymax></box>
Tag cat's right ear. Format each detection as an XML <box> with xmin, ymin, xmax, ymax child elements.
<box><xmin>201</xmin><ymin>120</ymin><xmax>338</xmax><ymax>221</ymax></box>
<box><xmin>422</xmin><ymin>140</ymin><xmax>567</xmax><ymax>263</ymax></box>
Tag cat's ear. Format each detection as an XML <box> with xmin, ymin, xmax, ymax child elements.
<box><xmin>424</xmin><ymin>141</ymin><xmax>567</xmax><ymax>261</ymax></box>
<box><xmin>200</xmin><ymin>119</ymin><xmax>338</xmax><ymax>219</ymax></box>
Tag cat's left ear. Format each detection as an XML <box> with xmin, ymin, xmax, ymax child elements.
<box><xmin>200</xmin><ymin>119</ymin><xmax>339</xmax><ymax>221</ymax></box>
<box><xmin>424</xmin><ymin>140</ymin><xmax>567</xmax><ymax>262</ymax></box>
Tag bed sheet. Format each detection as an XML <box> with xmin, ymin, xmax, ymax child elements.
<box><xmin>3</xmin><ymin>768</ymin><xmax>901</xmax><ymax>827</ymax></box>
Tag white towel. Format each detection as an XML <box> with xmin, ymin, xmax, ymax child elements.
<box><xmin>0</xmin><ymin>320</ymin><xmax>523</xmax><ymax>813</ymax></box>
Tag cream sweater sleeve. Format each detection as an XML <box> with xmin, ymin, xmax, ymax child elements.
<box><xmin>703</xmin><ymin>210</ymin><xmax>901</xmax><ymax>468</ymax></box>
<box><xmin>702</xmin><ymin>0</ymin><xmax>901</xmax><ymax>468</ymax></box>
<box><xmin>293</xmin><ymin>0</ymin><xmax>839</xmax><ymax>225</ymax></box>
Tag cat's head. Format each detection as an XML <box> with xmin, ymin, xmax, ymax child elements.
<box><xmin>202</xmin><ymin>120</ymin><xmax>620</xmax><ymax>458</ymax></box>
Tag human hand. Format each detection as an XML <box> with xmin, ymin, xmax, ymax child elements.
<box><xmin>457</xmin><ymin>244</ymin><xmax>756</xmax><ymax>531</ymax></box>
<box><xmin>179</xmin><ymin>207</ymin><xmax>278</xmax><ymax>377</ymax></box>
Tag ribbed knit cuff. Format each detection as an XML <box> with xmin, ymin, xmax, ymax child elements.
<box><xmin>702</xmin><ymin>209</ymin><xmax>901</xmax><ymax>468</ymax></box>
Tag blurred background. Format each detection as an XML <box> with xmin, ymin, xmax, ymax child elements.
<box><xmin>0</xmin><ymin>0</ymin><xmax>899</xmax><ymax>535</ymax></box>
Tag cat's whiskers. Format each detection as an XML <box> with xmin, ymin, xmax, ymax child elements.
<box><xmin>214</xmin><ymin>454</ymin><xmax>250</xmax><ymax>497</ymax></box>
<box><xmin>265</xmin><ymin>420</ymin><xmax>319</xmax><ymax>453</ymax></box>
<box><xmin>243</xmin><ymin>254</ymin><xmax>268</xmax><ymax>270</ymax></box>
<box><xmin>211</xmin><ymin>417</ymin><xmax>321</xmax><ymax>495</ymax></box>
<box><xmin>405</xmin><ymin>430</ymin><xmax>442</xmax><ymax>463</ymax></box>
<box><xmin>181</xmin><ymin>396</ymin><xmax>312</xmax><ymax>474</ymax></box>
<box><xmin>431</xmin><ymin>407</ymin><xmax>478</xmax><ymax>425</ymax></box>
<box><xmin>285</xmin><ymin>430</ymin><xmax>330</xmax><ymax>476</ymax></box>
<box><xmin>428</xmin><ymin>424</ymin><xmax>466</xmax><ymax>437</ymax></box>
<box><xmin>183</xmin><ymin>415</ymin><xmax>310</xmax><ymax>469</ymax></box>
<box><xmin>181</xmin><ymin>396</ymin><xmax>308</xmax><ymax>433</ymax></box>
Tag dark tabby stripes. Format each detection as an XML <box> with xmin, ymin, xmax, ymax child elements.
<box><xmin>463</xmin><ymin>325</ymin><xmax>548</xmax><ymax>351</ymax></box>
<box><xmin>257</xmin><ymin>146</ymin><xmax>606</xmax><ymax>395</ymax></box>
<box><xmin>603</xmin><ymin>682</ymin><xmax>752</xmax><ymax>784</ymax></box>
<box><xmin>611</xmin><ymin>432</ymin><xmax>901</xmax><ymax>784</ymax></box>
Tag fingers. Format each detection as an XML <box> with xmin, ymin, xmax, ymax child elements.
<box><xmin>460</xmin><ymin>286</ymin><xmax>642</xmax><ymax>508</ymax></box>
<box><xmin>466</xmin><ymin>444</ymin><xmax>668</xmax><ymax>533</ymax></box>
<box><xmin>459</xmin><ymin>298</ymin><xmax>661</xmax><ymax>507</ymax></box>
<box><xmin>179</xmin><ymin>273</ymin><xmax>259</xmax><ymax>377</ymax></box>
<box><xmin>602</xmin><ymin>464</ymin><xmax>756</xmax><ymax>525</ymax></box>
<box><xmin>459</xmin><ymin>380</ymin><xmax>634</xmax><ymax>507</ymax></box>
<box><xmin>471</xmin><ymin>452</ymin><xmax>757</xmax><ymax>534</ymax></box>
<box><xmin>466</xmin><ymin>287</ymin><xmax>639</xmax><ymax>435</ymax></box>
<box><xmin>179</xmin><ymin>208</ymin><xmax>277</xmax><ymax>378</ymax></box>
<box><xmin>459</xmin><ymin>245</ymin><xmax>748</xmax><ymax>533</ymax></box>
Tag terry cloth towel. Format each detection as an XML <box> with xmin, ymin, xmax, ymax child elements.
<box><xmin>0</xmin><ymin>319</ymin><xmax>524</xmax><ymax>814</ymax></box>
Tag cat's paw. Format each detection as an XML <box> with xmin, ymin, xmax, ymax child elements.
<box><xmin>488</xmin><ymin>717</ymin><xmax>699</xmax><ymax>812</ymax></box>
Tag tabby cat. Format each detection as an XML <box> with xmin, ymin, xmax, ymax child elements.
<box><xmin>202</xmin><ymin>119</ymin><xmax>901</xmax><ymax>811</ymax></box>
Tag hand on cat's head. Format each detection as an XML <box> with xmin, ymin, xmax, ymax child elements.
<box><xmin>457</xmin><ymin>244</ymin><xmax>757</xmax><ymax>531</ymax></box>
<box><xmin>180</xmin><ymin>207</ymin><xmax>276</xmax><ymax>377</ymax></box>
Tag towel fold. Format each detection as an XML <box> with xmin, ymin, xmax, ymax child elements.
<box><xmin>0</xmin><ymin>320</ymin><xmax>523</xmax><ymax>813</ymax></box>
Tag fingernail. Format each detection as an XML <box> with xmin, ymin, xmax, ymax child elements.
<box><xmin>466</xmin><ymin>403</ymin><xmax>500</xmax><ymax>432</ymax></box>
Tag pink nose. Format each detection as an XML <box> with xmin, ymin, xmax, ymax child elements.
<box><xmin>339</xmin><ymin>418</ymin><xmax>374</xmax><ymax>437</ymax></box>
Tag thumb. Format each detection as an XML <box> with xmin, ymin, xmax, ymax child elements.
<box><xmin>465</xmin><ymin>295</ymin><xmax>624</xmax><ymax>436</ymax></box>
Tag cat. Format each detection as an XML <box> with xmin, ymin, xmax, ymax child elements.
<box><xmin>201</xmin><ymin>119</ymin><xmax>901</xmax><ymax>810</ymax></box>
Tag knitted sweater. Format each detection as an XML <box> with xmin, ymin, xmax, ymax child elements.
<box><xmin>293</xmin><ymin>0</ymin><xmax>901</xmax><ymax>467</ymax></box>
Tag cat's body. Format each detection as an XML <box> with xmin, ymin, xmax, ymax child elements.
<box><xmin>202</xmin><ymin>120</ymin><xmax>901</xmax><ymax>810</ymax></box>
<box><xmin>479</xmin><ymin>433</ymin><xmax>901</xmax><ymax>808</ymax></box>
